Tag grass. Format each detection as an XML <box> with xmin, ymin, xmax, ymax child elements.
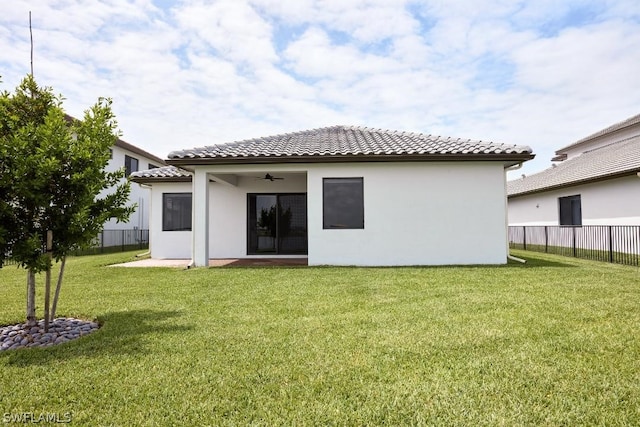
<box><xmin>1</xmin><ymin>251</ymin><xmax>639</xmax><ymax>425</ymax></box>
<box><xmin>510</xmin><ymin>243</ymin><xmax>640</xmax><ymax>266</ymax></box>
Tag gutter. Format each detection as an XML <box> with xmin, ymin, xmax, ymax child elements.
<box><xmin>166</xmin><ymin>153</ymin><xmax>535</xmax><ymax>167</ymax></box>
<box><xmin>130</xmin><ymin>177</ymin><xmax>193</xmax><ymax>185</ymax></box>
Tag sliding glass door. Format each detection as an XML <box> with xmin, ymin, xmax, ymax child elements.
<box><xmin>247</xmin><ymin>193</ymin><xmax>307</xmax><ymax>255</ymax></box>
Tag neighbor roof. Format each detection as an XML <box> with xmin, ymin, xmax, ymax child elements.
<box><xmin>554</xmin><ymin>112</ymin><xmax>640</xmax><ymax>156</ymax></box>
<box><xmin>130</xmin><ymin>165</ymin><xmax>192</xmax><ymax>183</ymax></box>
<box><xmin>166</xmin><ymin>125</ymin><xmax>533</xmax><ymax>166</ymax></box>
<box><xmin>115</xmin><ymin>138</ymin><xmax>166</xmax><ymax>166</ymax></box>
<box><xmin>508</xmin><ymin>135</ymin><xmax>640</xmax><ymax>197</ymax></box>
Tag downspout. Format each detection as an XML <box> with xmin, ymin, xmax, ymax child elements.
<box><xmin>188</xmin><ymin>175</ymin><xmax>195</xmax><ymax>269</ymax></box>
<box><xmin>137</xmin><ymin>183</ymin><xmax>153</xmax><ymax>259</ymax></box>
<box><xmin>505</xmin><ymin>163</ymin><xmax>526</xmax><ymax>264</ymax></box>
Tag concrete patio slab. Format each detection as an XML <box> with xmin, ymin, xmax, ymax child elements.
<box><xmin>110</xmin><ymin>258</ymin><xmax>308</xmax><ymax>268</ymax></box>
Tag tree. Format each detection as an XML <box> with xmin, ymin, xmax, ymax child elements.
<box><xmin>0</xmin><ymin>75</ymin><xmax>135</xmax><ymax>329</ymax></box>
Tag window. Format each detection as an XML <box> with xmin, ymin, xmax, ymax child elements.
<box><xmin>125</xmin><ymin>155</ymin><xmax>139</xmax><ymax>176</ymax></box>
<box><xmin>163</xmin><ymin>193</ymin><xmax>192</xmax><ymax>231</ymax></box>
<box><xmin>148</xmin><ymin>163</ymin><xmax>159</xmax><ymax>169</ymax></box>
<box><xmin>559</xmin><ymin>195</ymin><xmax>582</xmax><ymax>226</ymax></box>
<box><xmin>323</xmin><ymin>178</ymin><xmax>364</xmax><ymax>229</ymax></box>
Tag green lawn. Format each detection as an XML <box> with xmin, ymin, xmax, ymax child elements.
<box><xmin>1</xmin><ymin>251</ymin><xmax>639</xmax><ymax>425</ymax></box>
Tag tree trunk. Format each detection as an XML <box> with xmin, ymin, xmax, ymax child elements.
<box><xmin>44</xmin><ymin>266</ymin><xmax>51</xmax><ymax>332</ymax></box>
<box><xmin>50</xmin><ymin>256</ymin><xmax>66</xmax><ymax>322</ymax></box>
<box><xmin>43</xmin><ymin>231</ymin><xmax>53</xmax><ymax>332</ymax></box>
<box><xmin>26</xmin><ymin>270</ymin><xmax>36</xmax><ymax>327</ymax></box>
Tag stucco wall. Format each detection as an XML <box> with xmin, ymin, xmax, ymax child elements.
<box><xmin>508</xmin><ymin>175</ymin><xmax>640</xmax><ymax>225</ymax></box>
<box><xmin>102</xmin><ymin>144</ymin><xmax>158</xmax><ymax>230</ymax></box>
<box><xmin>150</xmin><ymin>162</ymin><xmax>510</xmax><ymax>265</ymax></box>
<box><xmin>149</xmin><ymin>182</ymin><xmax>192</xmax><ymax>259</ymax></box>
<box><xmin>306</xmin><ymin>162</ymin><xmax>508</xmax><ymax>266</ymax></box>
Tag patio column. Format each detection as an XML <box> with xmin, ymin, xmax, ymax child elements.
<box><xmin>192</xmin><ymin>168</ymin><xmax>209</xmax><ymax>267</ymax></box>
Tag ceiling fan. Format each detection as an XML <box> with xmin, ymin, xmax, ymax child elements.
<box><xmin>256</xmin><ymin>173</ymin><xmax>284</xmax><ymax>181</ymax></box>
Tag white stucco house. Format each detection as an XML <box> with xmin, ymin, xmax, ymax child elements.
<box><xmin>131</xmin><ymin>125</ymin><xmax>533</xmax><ymax>266</ymax></box>
<box><xmin>102</xmin><ymin>136</ymin><xmax>166</xmax><ymax>231</ymax></box>
<box><xmin>508</xmin><ymin>113</ymin><xmax>640</xmax><ymax>226</ymax></box>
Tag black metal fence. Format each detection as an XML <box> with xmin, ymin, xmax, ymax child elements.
<box><xmin>2</xmin><ymin>229</ymin><xmax>149</xmax><ymax>266</ymax></box>
<box><xmin>71</xmin><ymin>229</ymin><xmax>149</xmax><ymax>256</ymax></box>
<box><xmin>509</xmin><ymin>225</ymin><xmax>640</xmax><ymax>266</ymax></box>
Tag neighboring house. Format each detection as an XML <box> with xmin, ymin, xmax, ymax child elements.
<box><xmin>64</xmin><ymin>114</ymin><xmax>166</xmax><ymax>231</ymax></box>
<box><xmin>131</xmin><ymin>125</ymin><xmax>533</xmax><ymax>266</ymax></box>
<box><xmin>103</xmin><ymin>137</ymin><xmax>166</xmax><ymax>230</ymax></box>
<box><xmin>508</xmin><ymin>114</ymin><xmax>640</xmax><ymax>226</ymax></box>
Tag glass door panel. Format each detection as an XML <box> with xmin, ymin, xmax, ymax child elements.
<box><xmin>248</xmin><ymin>194</ymin><xmax>307</xmax><ymax>255</ymax></box>
<box><xmin>248</xmin><ymin>195</ymin><xmax>277</xmax><ymax>253</ymax></box>
<box><xmin>278</xmin><ymin>194</ymin><xmax>307</xmax><ymax>254</ymax></box>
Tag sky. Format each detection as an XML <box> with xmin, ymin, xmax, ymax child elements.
<box><xmin>1</xmin><ymin>0</ymin><xmax>639</xmax><ymax>178</ymax></box>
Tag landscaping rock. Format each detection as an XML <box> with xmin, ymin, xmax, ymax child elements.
<box><xmin>0</xmin><ymin>317</ymin><xmax>100</xmax><ymax>352</ymax></box>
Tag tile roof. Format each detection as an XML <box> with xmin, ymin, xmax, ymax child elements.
<box><xmin>167</xmin><ymin>125</ymin><xmax>533</xmax><ymax>165</ymax></box>
<box><xmin>508</xmin><ymin>135</ymin><xmax>640</xmax><ymax>197</ymax></box>
<box><xmin>130</xmin><ymin>165</ymin><xmax>192</xmax><ymax>183</ymax></box>
<box><xmin>555</xmin><ymin>113</ymin><xmax>640</xmax><ymax>154</ymax></box>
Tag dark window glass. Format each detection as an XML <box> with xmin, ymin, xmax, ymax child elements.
<box><xmin>278</xmin><ymin>194</ymin><xmax>308</xmax><ymax>254</ymax></box>
<box><xmin>559</xmin><ymin>195</ymin><xmax>582</xmax><ymax>226</ymax></box>
<box><xmin>247</xmin><ymin>194</ymin><xmax>307</xmax><ymax>255</ymax></box>
<box><xmin>163</xmin><ymin>193</ymin><xmax>192</xmax><ymax>231</ymax></box>
<box><xmin>125</xmin><ymin>155</ymin><xmax>139</xmax><ymax>176</ymax></box>
<box><xmin>323</xmin><ymin>178</ymin><xmax>364</xmax><ymax>229</ymax></box>
<box><xmin>248</xmin><ymin>195</ymin><xmax>277</xmax><ymax>253</ymax></box>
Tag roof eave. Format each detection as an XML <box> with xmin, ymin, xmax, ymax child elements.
<box><xmin>115</xmin><ymin>139</ymin><xmax>166</xmax><ymax>166</ymax></box>
<box><xmin>554</xmin><ymin>115</ymin><xmax>640</xmax><ymax>154</ymax></box>
<box><xmin>130</xmin><ymin>176</ymin><xmax>192</xmax><ymax>184</ymax></box>
<box><xmin>166</xmin><ymin>153</ymin><xmax>535</xmax><ymax>166</ymax></box>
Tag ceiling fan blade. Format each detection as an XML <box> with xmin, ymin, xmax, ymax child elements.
<box><xmin>263</xmin><ymin>173</ymin><xmax>284</xmax><ymax>181</ymax></box>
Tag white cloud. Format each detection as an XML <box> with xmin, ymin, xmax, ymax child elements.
<box><xmin>175</xmin><ymin>0</ymin><xmax>277</xmax><ymax>66</ymax></box>
<box><xmin>283</xmin><ymin>27</ymin><xmax>404</xmax><ymax>79</ymax></box>
<box><xmin>253</xmin><ymin>0</ymin><xmax>419</xmax><ymax>42</ymax></box>
<box><xmin>513</xmin><ymin>21</ymin><xmax>640</xmax><ymax>94</ymax></box>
